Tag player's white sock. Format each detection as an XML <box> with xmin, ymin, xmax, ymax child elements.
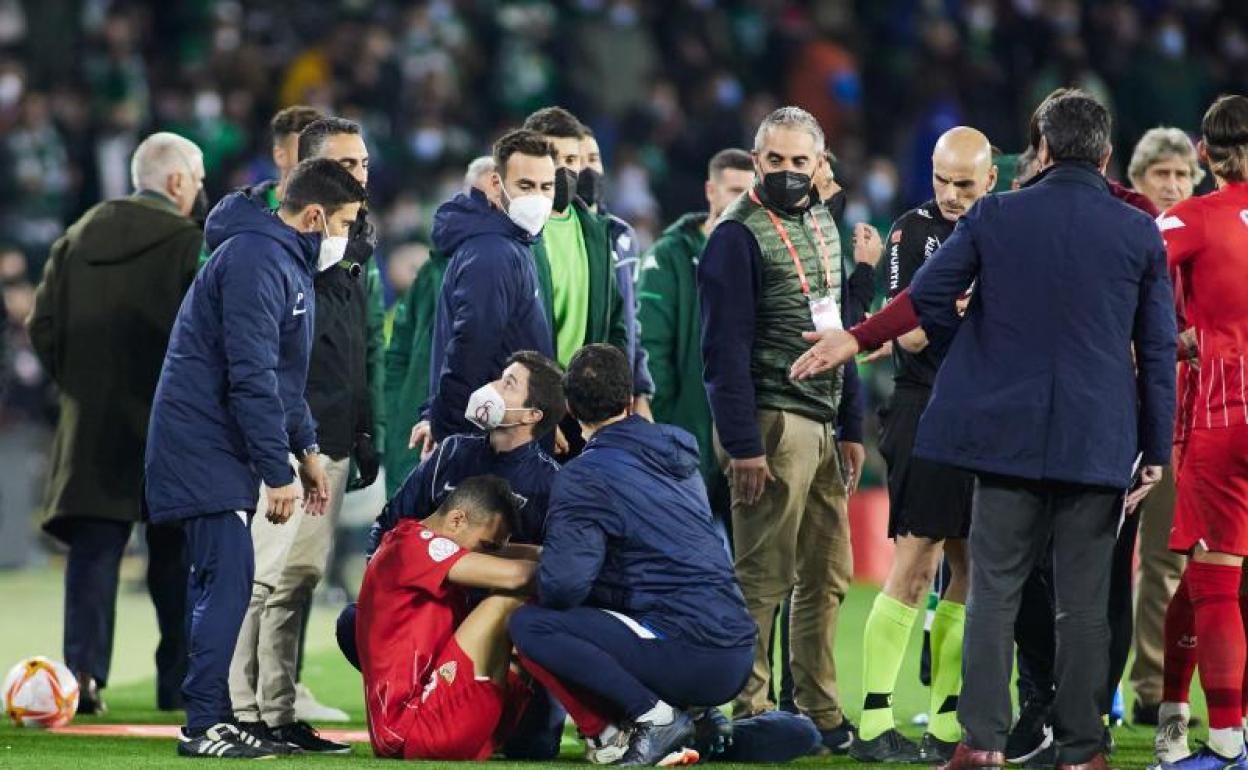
<box><xmin>1207</xmin><ymin>727</ymin><xmax>1243</xmax><ymax>758</ymax></box>
<box><xmin>1159</xmin><ymin>702</ymin><xmax>1190</xmax><ymax>725</ymax></box>
<box><xmin>636</xmin><ymin>701</ymin><xmax>676</xmax><ymax>726</ymax></box>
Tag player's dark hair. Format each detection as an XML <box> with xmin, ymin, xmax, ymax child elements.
<box><xmin>492</xmin><ymin>129</ymin><xmax>556</xmax><ymax>181</ymax></box>
<box><xmin>506</xmin><ymin>350</ymin><xmax>565</xmax><ymax>439</ymax></box>
<box><xmin>709</xmin><ymin>148</ymin><xmax>753</xmax><ymax>179</ymax></box>
<box><xmin>1201</xmin><ymin>94</ymin><xmax>1248</xmax><ymax>183</ymax></box>
<box><xmin>523</xmin><ymin>106</ymin><xmax>586</xmax><ymax>139</ymax></box>
<box><xmin>280</xmin><ymin>158</ymin><xmax>367</xmax><ymax>218</ymax></box>
<box><xmin>1036</xmin><ymin>90</ymin><xmax>1111</xmax><ymax>166</ymax></box>
<box><xmin>298</xmin><ymin>117</ymin><xmax>362</xmax><ymax>162</ymax></box>
<box><xmin>440</xmin><ymin>475</ymin><xmax>520</xmax><ymax>532</ymax></box>
<box><xmin>271</xmin><ymin>106</ymin><xmax>324</xmax><ymax>144</ymax></box>
<box><xmin>563</xmin><ymin>344</ymin><xmax>632</xmax><ymax>425</ymax></box>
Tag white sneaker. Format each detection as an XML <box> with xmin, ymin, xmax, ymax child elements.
<box><xmin>1155</xmin><ymin>714</ymin><xmax>1192</xmax><ymax>765</ymax></box>
<box><xmin>586</xmin><ymin>725</ymin><xmax>633</xmax><ymax>765</ymax></box>
<box><xmin>294</xmin><ymin>683</ymin><xmax>350</xmax><ymax>723</ymax></box>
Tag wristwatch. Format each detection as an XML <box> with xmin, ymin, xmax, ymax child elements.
<box><xmin>299</xmin><ymin>444</ymin><xmax>320</xmax><ymax>460</ymax></box>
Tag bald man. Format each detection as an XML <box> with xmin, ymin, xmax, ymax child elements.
<box><xmin>850</xmin><ymin>127</ymin><xmax>996</xmax><ymax>764</ymax></box>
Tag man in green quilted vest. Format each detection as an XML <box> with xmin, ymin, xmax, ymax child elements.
<box><xmin>698</xmin><ymin>106</ymin><xmax>865</xmax><ymax>753</ymax></box>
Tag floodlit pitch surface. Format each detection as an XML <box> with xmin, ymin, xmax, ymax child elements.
<box><xmin>0</xmin><ymin>565</ymin><xmax>1199</xmax><ymax>769</ymax></box>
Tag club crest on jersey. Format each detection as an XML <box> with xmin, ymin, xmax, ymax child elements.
<box><xmin>438</xmin><ymin>660</ymin><xmax>458</xmax><ymax>685</ymax></box>
<box><xmin>428</xmin><ymin>537</ymin><xmax>460</xmax><ymax>562</ymax></box>
<box><xmin>420</xmin><ymin>530</ymin><xmax>434</xmax><ymax>540</ymax></box>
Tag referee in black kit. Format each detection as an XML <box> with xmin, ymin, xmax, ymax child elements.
<box><xmin>851</xmin><ymin>127</ymin><xmax>997</xmax><ymax>765</ymax></box>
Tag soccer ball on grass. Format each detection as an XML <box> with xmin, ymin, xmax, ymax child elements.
<box><xmin>3</xmin><ymin>656</ymin><xmax>79</xmax><ymax>728</ymax></box>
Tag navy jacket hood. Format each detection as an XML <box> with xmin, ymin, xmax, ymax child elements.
<box><xmin>432</xmin><ymin>188</ymin><xmax>533</xmax><ymax>255</ymax></box>
<box><xmin>588</xmin><ymin>416</ymin><xmax>700</xmax><ymax>482</ymax></box>
<box><xmin>205</xmin><ymin>190</ymin><xmax>320</xmax><ymax>270</ymax></box>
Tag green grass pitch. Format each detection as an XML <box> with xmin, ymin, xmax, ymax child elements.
<box><xmin>0</xmin><ymin>564</ymin><xmax>1195</xmax><ymax>768</ymax></box>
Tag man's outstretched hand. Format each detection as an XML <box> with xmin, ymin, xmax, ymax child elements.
<box><xmin>790</xmin><ymin>329</ymin><xmax>861</xmax><ymax>381</ymax></box>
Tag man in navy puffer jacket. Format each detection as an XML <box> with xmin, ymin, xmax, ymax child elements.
<box><xmin>145</xmin><ymin>159</ymin><xmax>366</xmax><ymax>760</ymax></box>
<box><xmin>411</xmin><ymin>129</ymin><xmax>557</xmax><ymax>452</ymax></box>
<box><xmin>510</xmin><ymin>344</ymin><xmax>755</xmax><ymax>767</ymax></box>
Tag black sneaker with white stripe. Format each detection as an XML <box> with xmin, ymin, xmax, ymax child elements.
<box><xmin>177</xmin><ymin>722</ymin><xmax>293</xmax><ymax>758</ymax></box>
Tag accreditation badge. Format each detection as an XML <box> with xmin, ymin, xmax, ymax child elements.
<box><xmin>808</xmin><ymin>293</ymin><xmax>843</xmax><ymax>332</ymax></box>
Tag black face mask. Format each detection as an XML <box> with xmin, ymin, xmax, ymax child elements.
<box><xmin>191</xmin><ymin>187</ymin><xmax>210</xmax><ymax>226</ymax></box>
<box><xmin>343</xmin><ymin>207</ymin><xmax>377</xmax><ymax>272</ymax></box>
<box><xmin>824</xmin><ymin>189</ymin><xmax>847</xmax><ymax>222</ymax></box>
<box><xmin>760</xmin><ymin>170</ymin><xmax>813</xmax><ymax>213</ymax></box>
<box><xmin>553</xmin><ymin>166</ymin><xmax>579</xmax><ymax>213</ymax></box>
<box><xmin>577</xmin><ymin>167</ymin><xmax>605</xmax><ymax>209</ymax></box>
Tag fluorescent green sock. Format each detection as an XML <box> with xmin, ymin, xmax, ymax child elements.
<box><xmin>860</xmin><ymin>592</ymin><xmax>920</xmax><ymax>740</ymax></box>
<box><xmin>928</xmin><ymin>600</ymin><xmax>966</xmax><ymax>743</ymax></box>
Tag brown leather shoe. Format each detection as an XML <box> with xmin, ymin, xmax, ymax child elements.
<box><xmin>935</xmin><ymin>742</ymin><xmax>1005</xmax><ymax>770</ymax></box>
<box><xmin>1057</xmin><ymin>754</ymin><xmax>1111</xmax><ymax>770</ymax></box>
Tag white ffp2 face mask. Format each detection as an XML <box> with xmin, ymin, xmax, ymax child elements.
<box><xmin>464</xmin><ymin>383</ymin><xmax>528</xmax><ymax>430</ymax></box>
<box><xmin>318</xmin><ymin>213</ymin><xmax>348</xmax><ymax>272</ymax></box>
<box><xmin>503</xmin><ymin>188</ymin><xmax>554</xmax><ymax>237</ymax></box>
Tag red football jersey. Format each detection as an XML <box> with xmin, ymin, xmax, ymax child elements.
<box><xmin>1161</xmin><ymin>182</ymin><xmax>1248</xmax><ymax>432</ymax></box>
<box><xmin>356</xmin><ymin>519</ymin><xmax>468</xmax><ymax>756</ymax></box>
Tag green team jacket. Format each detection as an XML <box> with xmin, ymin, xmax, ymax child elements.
<box><xmin>382</xmin><ymin>250</ymin><xmax>448</xmax><ymax>495</ymax></box>
<box><xmin>636</xmin><ymin>212</ymin><xmax>727</xmax><ymax>504</ymax></box>
<box><xmin>530</xmin><ymin>198</ymin><xmax>629</xmax><ymax>359</ymax></box>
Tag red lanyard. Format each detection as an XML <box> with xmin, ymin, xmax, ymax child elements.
<box><xmin>750</xmin><ymin>188</ymin><xmax>834</xmax><ymax>297</ymax></box>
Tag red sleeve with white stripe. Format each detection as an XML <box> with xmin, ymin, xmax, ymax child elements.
<box><xmin>1158</xmin><ymin>201</ymin><xmax>1205</xmax><ymax>268</ymax></box>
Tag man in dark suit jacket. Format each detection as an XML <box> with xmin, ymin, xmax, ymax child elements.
<box><xmin>791</xmin><ymin>91</ymin><xmax>1177</xmax><ymax>770</ymax></box>
<box><xmin>28</xmin><ymin>132</ymin><xmax>207</xmax><ymax>715</ymax></box>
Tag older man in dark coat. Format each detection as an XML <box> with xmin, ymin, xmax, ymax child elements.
<box><xmin>28</xmin><ymin>132</ymin><xmax>206</xmax><ymax>713</ymax></box>
<box><xmin>791</xmin><ymin>91</ymin><xmax>1176</xmax><ymax>770</ymax></box>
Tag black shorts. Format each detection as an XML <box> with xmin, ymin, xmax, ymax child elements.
<box><xmin>878</xmin><ymin>389</ymin><xmax>974</xmax><ymax>540</ymax></box>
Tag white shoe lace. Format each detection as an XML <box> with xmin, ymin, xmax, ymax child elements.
<box><xmin>586</xmin><ymin>726</ymin><xmax>633</xmax><ymax>765</ymax></box>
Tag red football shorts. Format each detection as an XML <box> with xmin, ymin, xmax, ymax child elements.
<box><xmin>1171</xmin><ymin>424</ymin><xmax>1248</xmax><ymax>557</ymax></box>
<box><xmin>381</xmin><ymin>639</ymin><xmax>526</xmax><ymax>761</ymax></box>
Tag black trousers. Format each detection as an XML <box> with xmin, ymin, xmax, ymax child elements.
<box><xmin>62</xmin><ymin>518</ymin><xmax>187</xmax><ymax>706</ymax></box>
<box><xmin>961</xmin><ymin>474</ymin><xmax>1120</xmax><ymax>765</ymax></box>
<box><xmin>1013</xmin><ymin>509</ymin><xmax>1138</xmax><ymax>715</ymax></box>
<box><xmin>1014</xmin><ymin>547</ymin><xmax>1056</xmax><ymax>706</ymax></box>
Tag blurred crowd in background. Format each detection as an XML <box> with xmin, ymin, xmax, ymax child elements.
<box><xmin>1</xmin><ymin>0</ymin><xmax>1245</xmax><ymax>564</ymax></box>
